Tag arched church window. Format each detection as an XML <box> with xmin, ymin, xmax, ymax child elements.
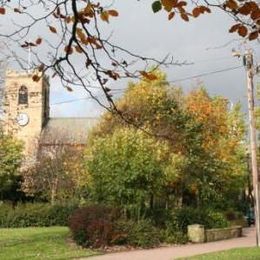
<box><xmin>18</xmin><ymin>85</ymin><xmax>28</xmax><ymax>105</ymax></box>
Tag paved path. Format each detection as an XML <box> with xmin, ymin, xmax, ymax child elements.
<box><xmin>86</xmin><ymin>227</ymin><xmax>256</xmax><ymax>260</ymax></box>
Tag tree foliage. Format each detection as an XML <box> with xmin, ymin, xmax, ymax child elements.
<box><xmin>22</xmin><ymin>147</ymin><xmax>88</xmax><ymax>204</ymax></box>
<box><xmin>87</xmin><ymin>127</ymin><xmax>175</xmax><ymax>219</ymax></box>
<box><xmin>0</xmin><ymin>128</ymin><xmax>23</xmax><ymax>200</ymax></box>
<box><xmin>86</xmin><ymin>74</ymin><xmax>247</xmax><ymax>210</ymax></box>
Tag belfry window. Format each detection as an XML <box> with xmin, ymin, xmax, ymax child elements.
<box><xmin>18</xmin><ymin>85</ymin><xmax>28</xmax><ymax>105</ymax></box>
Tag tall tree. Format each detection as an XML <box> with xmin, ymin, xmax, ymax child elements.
<box><xmin>87</xmin><ymin>74</ymin><xmax>247</xmax><ymax>209</ymax></box>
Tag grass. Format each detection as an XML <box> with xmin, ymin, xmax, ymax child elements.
<box><xmin>0</xmin><ymin>226</ymin><xmax>97</xmax><ymax>260</ymax></box>
<box><xmin>181</xmin><ymin>247</ymin><xmax>260</xmax><ymax>259</ymax></box>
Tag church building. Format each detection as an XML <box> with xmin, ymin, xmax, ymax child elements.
<box><xmin>2</xmin><ymin>70</ymin><xmax>98</xmax><ymax>166</ymax></box>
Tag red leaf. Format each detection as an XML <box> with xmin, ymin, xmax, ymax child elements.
<box><xmin>238</xmin><ymin>25</ymin><xmax>248</xmax><ymax>37</ymax></box>
<box><xmin>0</xmin><ymin>7</ymin><xmax>5</xmax><ymax>15</ymax></box>
<box><xmin>168</xmin><ymin>12</ymin><xmax>175</xmax><ymax>20</ymax></box>
<box><xmin>180</xmin><ymin>13</ymin><xmax>189</xmax><ymax>22</ymax></box>
<box><xmin>229</xmin><ymin>23</ymin><xmax>240</xmax><ymax>33</ymax></box>
<box><xmin>248</xmin><ymin>31</ymin><xmax>258</xmax><ymax>41</ymax></box>
<box><xmin>192</xmin><ymin>7</ymin><xmax>201</xmax><ymax>18</ymax></box>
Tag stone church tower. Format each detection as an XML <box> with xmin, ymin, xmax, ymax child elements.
<box><xmin>3</xmin><ymin>70</ymin><xmax>50</xmax><ymax>164</ymax></box>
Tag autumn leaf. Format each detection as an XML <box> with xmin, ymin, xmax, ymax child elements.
<box><xmin>49</xmin><ymin>25</ymin><xmax>57</xmax><ymax>33</ymax></box>
<box><xmin>0</xmin><ymin>7</ymin><xmax>5</xmax><ymax>15</ymax></box>
<box><xmin>14</xmin><ymin>8</ymin><xmax>22</xmax><ymax>13</ymax></box>
<box><xmin>225</xmin><ymin>0</ymin><xmax>238</xmax><ymax>10</ymax></box>
<box><xmin>162</xmin><ymin>0</ymin><xmax>174</xmax><ymax>12</ymax></box>
<box><xmin>100</xmin><ymin>11</ymin><xmax>109</xmax><ymax>23</ymax></box>
<box><xmin>180</xmin><ymin>13</ymin><xmax>189</xmax><ymax>22</ymax></box>
<box><xmin>229</xmin><ymin>23</ymin><xmax>240</xmax><ymax>33</ymax></box>
<box><xmin>192</xmin><ymin>7</ymin><xmax>201</xmax><ymax>18</ymax></box>
<box><xmin>238</xmin><ymin>25</ymin><xmax>248</xmax><ymax>37</ymax></box>
<box><xmin>36</xmin><ymin>38</ymin><xmax>42</xmax><ymax>45</ymax></box>
<box><xmin>249</xmin><ymin>31</ymin><xmax>258</xmax><ymax>41</ymax></box>
<box><xmin>32</xmin><ymin>75</ymin><xmax>40</xmax><ymax>82</ymax></box>
<box><xmin>66</xmin><ymin>86</ymin><xmax>73</xmax><ymax>92</ymax></box>
<box><xmin>75</xmin><ymin>45</ymin><xmax>83</xmax><ymax>53</ymax></box>
<box><xmin>168</xmin><ymin>12</ymin><xmax>175</xmax><ymax>20</ymax></box>
<box><xmin>238</xmin><ymin>4</ymin><xmax>251</xmax><ymax>15</ymax></box>
<box><xmin>251</xmin><ymin>10</ymin><xmax>260</xmax><ymax>20</ymax></box>
<box><xmin>64</xmin><ymin>45</ymin><xmax>73</xmax><ymax>55</ymax></box>
<box><xmin>108</xmin><ymin>10</ymin><xmax>119</xmax><ymax>17</ymax></box>
<box><xmin>199</xmin><ymin>6</ymin><xmax>211</xmax><ymax>13</ymax></box>
<box><xmin>140</xmin><ymin>71</ymin><xmax>158</xmax><ymax>80</ymax></box>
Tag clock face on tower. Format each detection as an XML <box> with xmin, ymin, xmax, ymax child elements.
<box><xmin>16</xmin><ymin>113</ymin><xmax>29</xmax><ymax>126</ymax></box>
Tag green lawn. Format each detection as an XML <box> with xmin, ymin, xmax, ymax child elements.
<box><xmin>182</xmin><ymin>247</ymin><xmax>260</xmax><ymax>259</ymax></box>
<box><xmin>0</xmin><ymin>226</ymin><xmax>97</xmax><ymax>260</ymax></box>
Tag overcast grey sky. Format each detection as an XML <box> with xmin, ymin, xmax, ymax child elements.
<box><xmin>3</xmin><ymin>0</ymin><xmax>260</xmax><ymax>118</ymax></box>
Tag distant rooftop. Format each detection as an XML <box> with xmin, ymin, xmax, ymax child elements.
<box><xmin>40</xmin><ymin>117</ymin><xmax>99</xmax><ymax>145</ymax></box>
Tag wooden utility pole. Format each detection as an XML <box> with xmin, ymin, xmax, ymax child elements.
<box><xmin>244</xmin><ymin>50</ymin><xmax>260</xmax><ymax>246</ymax></box>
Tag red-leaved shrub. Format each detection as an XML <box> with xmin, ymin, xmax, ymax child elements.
<box><xmin>68</xmin><ymin>205</ymin><xmax>120</xmax><ymax>248</ymax></box>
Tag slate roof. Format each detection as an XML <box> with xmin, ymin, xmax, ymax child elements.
<box><xmin>40</xmin><ymin>117</ymin><xmax>99</xmax><ymax>145</ymax></box>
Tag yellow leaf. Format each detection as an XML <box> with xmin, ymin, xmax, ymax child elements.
<box><xmin>161</xmin><ymin>0</ymin><xmax>174</xmax><ymax>12</ymax></box>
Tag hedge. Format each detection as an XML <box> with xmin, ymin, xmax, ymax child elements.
<box><xmin>0</xmin><ymin>203</ymin><xmax>77</xmax><ymax>227</ymax></box>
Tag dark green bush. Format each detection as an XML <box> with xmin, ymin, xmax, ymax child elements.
<box><xmin>113</xmin><ymin>219</ymin><xmax>161</xmax><ymax>248</ymax></box>
<box><xmin>160</xmin><ymin>220</ymin><xmax>188</xmax><ymax>244</ymax></box>
<box><xmin>127</xmin><ymin>219</ymin><xmax>161</xmax><ymax>248</ymax></box>
<box><xmin>0</xmin><ymin>202</ymin><xmax>77</xmax><ymax>227</ymax></box>
<box><xmin>172</xmin><ymin>207</ymin><xmax>228</xmax><ymax>232</ymax></box>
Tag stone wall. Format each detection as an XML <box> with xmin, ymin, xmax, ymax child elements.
<box><xmin>205</xmin><ymin>226</ymin><xmax>242</xmax><ymax>242</ymax></box>
<box><xmin>188</xmin><ymin>225</ymin><xmax>242</xmax><ymax>243</ymax></box>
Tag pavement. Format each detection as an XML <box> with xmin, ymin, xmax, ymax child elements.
<box><xmin>85</xmin><ymin>227</ymin><xmax>256</xmax><ymax>260</ymax></box>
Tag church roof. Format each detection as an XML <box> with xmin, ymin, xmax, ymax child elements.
<box><xmin>40</xmin><ymin>117</ymin><xmax>99</xmax><ymax>145</ymax></box>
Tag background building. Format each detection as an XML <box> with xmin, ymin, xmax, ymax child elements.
<box><xmin>2</xmin><ymin>70</ymin><xmax>98</xmax><ymax>166</ymax></box>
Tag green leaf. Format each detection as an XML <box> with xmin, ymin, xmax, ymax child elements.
<box><xmin>152</xmin><ymin>1</ymin><xmax>162</xmax><ymax>13</ymax></box>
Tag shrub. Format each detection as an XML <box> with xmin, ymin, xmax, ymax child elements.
<box><xmin>161</xmin><ymin>220</ymin><xmax>188</xmax><ymax>244</ymax></box>
<box><xmin>171</xmin><ymin>207</ymin><xmax>229</xmax><ymax>232</ymax></box>
<box><xmin>127</xmin><ymin>219</ymin><xmax>161</xmax><ymax>248</ymax></box>
<box><xmin>68</xmin><ymin>205</ymin><xmax>120</xmax><ymax>248</ymax></box>
<box><xmin>0</xmin><ymin>202</ymin><xmax>77</xmax><ymax>227</ymax></box>
<box><xmin>205</xmin><ymin>211</ymin><xmax>229</xmax><ymax>229</ymax></box>
<box><xmin>224</xmin><ymin>209</ymin><xmax>247</xmax><ymax>227</ymax></box>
